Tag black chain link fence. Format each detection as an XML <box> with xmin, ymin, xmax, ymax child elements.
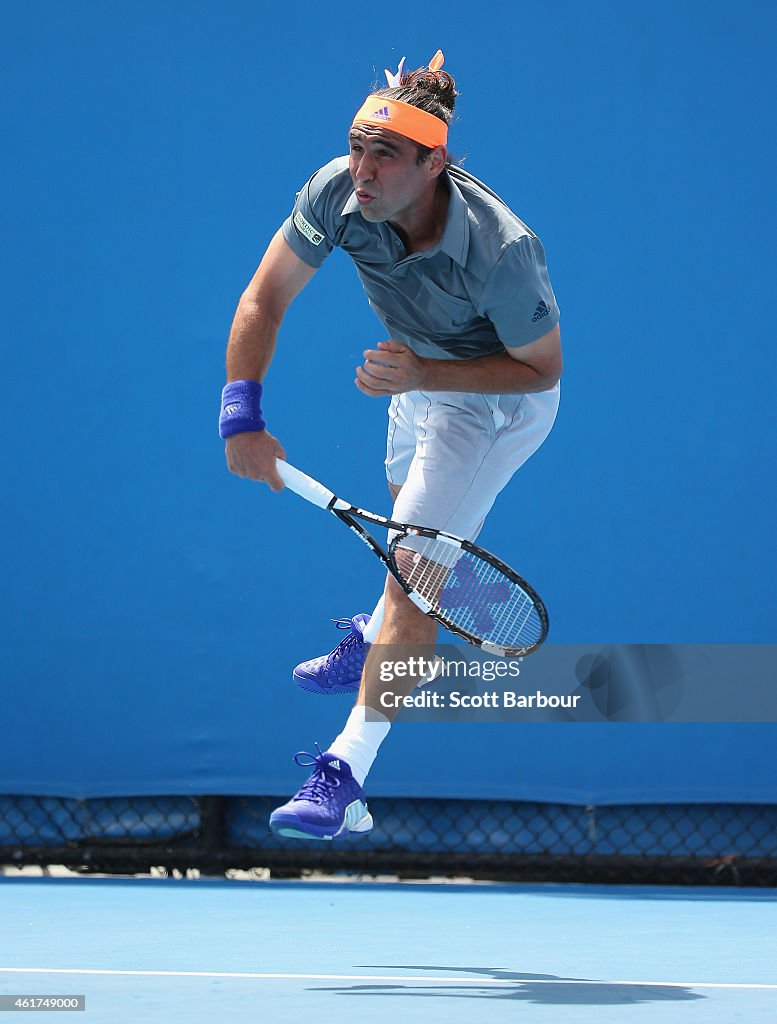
<box><xmin>2</xmin><ymin>795</ymin><xmax>776</xmax><ymax>885</ymax></box>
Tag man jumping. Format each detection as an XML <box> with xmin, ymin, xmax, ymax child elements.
<box><xmin>220</xmin><ymin>51</ymin><xmax>562</xmax><ymax>840</ymax></box>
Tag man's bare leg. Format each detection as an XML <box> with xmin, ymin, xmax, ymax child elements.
<box><xmin>359</xmin><ymin>573</ymin><xmax>437</xmax><ymax>719</ymax></box>
<box><xmin>326</xmin><ymin>482</ymin><xmax>439</xmax><ymax>786</ymax></box>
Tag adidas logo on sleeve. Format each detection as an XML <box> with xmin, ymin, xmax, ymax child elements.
<box><xmin>532</xmin><ymin>299</ymin><xmax>551</xmax><ymax>323</ymax></box>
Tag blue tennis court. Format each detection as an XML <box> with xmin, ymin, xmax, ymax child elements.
<box><xmin>2</xmin><ymin>877</ymin><xmax>775</xmax><ymax>1023</ymax></box>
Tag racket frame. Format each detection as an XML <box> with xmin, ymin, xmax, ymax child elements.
<box><xmin>275</xmin><ymin>459</ymin><xmax>548</xmax><ymax>656</ymax></box>
<box><xmin>328</xmin><ymin>497</ymin><xmax>548</xmax><ymax>658</ymax></box>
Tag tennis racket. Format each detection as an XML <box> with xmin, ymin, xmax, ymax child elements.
<box><xmin>275</xmin><ymin>459</ymin><xmax>548</xmax><ymax>657</ymax></box>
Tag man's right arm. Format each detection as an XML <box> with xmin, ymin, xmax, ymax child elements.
<box><xmin>224</xmin><ymin>229</ymin><xmax>317</xmax><ymax>490</ymax></box>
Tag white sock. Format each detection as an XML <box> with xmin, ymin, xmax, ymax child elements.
<box><xmin>361</xmin><ymin>595</ymin><xmax>385</xmax><ymax>645</ymax></box>
<box><xmin>328</xmin><ymin>704</ymin><xmax>391</xmax><ymax>787</ymax></box>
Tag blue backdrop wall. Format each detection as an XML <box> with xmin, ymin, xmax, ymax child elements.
<box><xmin>1</xmin><ymin>0</ymin><xmax>775</xmax><ymax>802</ymax></box>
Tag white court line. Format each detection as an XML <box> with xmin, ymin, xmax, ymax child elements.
<box><xmin>0</xmin><ymin>968</ymin><xmax>775</xmax><ymax>990</ymax></box>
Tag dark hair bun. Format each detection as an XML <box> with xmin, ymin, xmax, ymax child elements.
<box><xmin>375</xmin><ymin>66</ymin><xmax>458</xmax><ymax>125</ymax></box>
<box><xmin>402</xmin><ymin>68</ymin><xmax>457</xmax><ymax>117</ymax></box>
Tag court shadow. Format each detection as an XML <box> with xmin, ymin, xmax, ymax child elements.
<box><xmin>310</xmin><ymin>964</ymin><xmax>705</xmax><ymax>1006</ymax></box>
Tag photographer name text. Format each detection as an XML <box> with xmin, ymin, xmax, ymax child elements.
<box><xmin>379</xmin><ymin>690</ymin><xmax>582</xmax><ymax>710</ymax></box>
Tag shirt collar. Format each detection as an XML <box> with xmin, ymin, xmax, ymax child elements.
<box><xmin>340</xmin><ymin>170</ymin><xmax>470</xmax><ymax>267</ymax></box>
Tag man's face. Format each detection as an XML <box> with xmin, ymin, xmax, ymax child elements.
<box><xmin>348</xmin><ymin>125</ymin><xmax>435</xmax><ymax>223</ymax></box>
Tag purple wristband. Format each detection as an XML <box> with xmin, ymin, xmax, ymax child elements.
<box><xmin>219</xmin><ymin>380</ymin><xmax>266</xmax><ymax>438</ymax></box>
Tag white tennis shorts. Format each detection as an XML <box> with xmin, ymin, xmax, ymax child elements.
<box><xmin>386</xmin><ymin>384</ymin><xmax>560</xmax><ymax>541</ymax></box>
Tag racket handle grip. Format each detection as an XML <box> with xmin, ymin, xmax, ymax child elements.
<box><xmin>276</xmin><ymin>460</ymin><xmax>335</xmax><ymax>509</ymax></box>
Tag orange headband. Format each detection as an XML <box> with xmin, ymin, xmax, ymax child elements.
<box><xmin>351</xmin><ymin>49</ymin><xmax>448</xmax><ymax>150</ymax></box>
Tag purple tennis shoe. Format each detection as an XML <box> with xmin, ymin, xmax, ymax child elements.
<box><xmin>292</xmin><ymin>614</ymin><xmax>371</xmax><ymax>695</ymax></box>
<box><xmin>269</xmin><ymin>748</ymin><xmax>373</xmax><ymax>840</ymax></box>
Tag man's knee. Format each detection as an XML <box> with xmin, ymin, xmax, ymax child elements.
<box><xmin>385</xmin><ymin>572</ymin><xmax>409</xmax><ymax>607</ymax></box>
<box><xmin>384</xmin><ymin>573</ymin><xmax>426</xmax><ymax>621</ymax></box>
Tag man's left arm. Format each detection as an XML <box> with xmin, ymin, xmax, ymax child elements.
<box><xmin>356</xmin><ymin>324</ymin><xmax>562</xmax><ymax>396</ymax></box>
<box><xmin>357</xmin><ymin>233</ymin><xmax>562</xmax><ymax>396</ymax></box>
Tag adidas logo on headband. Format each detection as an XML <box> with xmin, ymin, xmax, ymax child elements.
<box><xmin>372</xmin><ymin>106</ymin><xmax>391</xmax><ymax>121</ymax></box>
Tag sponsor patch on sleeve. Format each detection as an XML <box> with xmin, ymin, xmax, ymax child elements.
<box><xmin>294</xmin><ymin>210</ymin><xmax>324</xmax><ymax>246</ymax></box>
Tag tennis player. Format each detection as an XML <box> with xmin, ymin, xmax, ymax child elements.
<box><xmin>220</xmin><ymin>51</ymin><xmax>562</xmax><ymax>840</ymax></box>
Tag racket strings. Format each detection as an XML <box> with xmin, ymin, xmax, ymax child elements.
<box><xmin>459</xmin><ymin>557</ymin><xmax>542</xmax><ymax>646</ymax></box>
<box><xmin>476</xmin><ymin>559</ymin><xmax>536</xmax><ymax>640</ymax></box>
<box><xmin>393</xmin><ymin>538</ymin><xmax>544</xmax><ymax>649</ymax></box>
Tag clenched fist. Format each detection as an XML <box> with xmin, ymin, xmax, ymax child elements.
<box><xmin>356</xmin><ymin>340</ymin><xmax>429</xmax><ymax>396</ymax></box>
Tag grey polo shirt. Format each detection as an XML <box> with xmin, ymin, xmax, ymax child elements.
<box><xmin>281</xmin><ymin>157</ymin><xmax>560</xmax><ymax>360</ymax></box>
